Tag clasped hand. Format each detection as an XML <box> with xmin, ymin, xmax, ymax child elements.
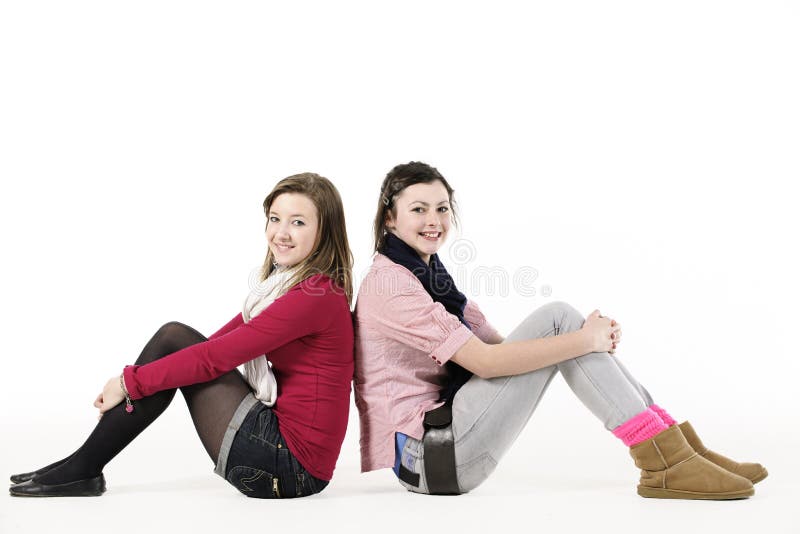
<box><xmin>94</xmin><ymin>376</ymin><xmax>125</xmax><ymax>420</ymax></box>
<box><xmin>582</xmin><ymin>309</ymin><xmax>622</xmax><ymax>355</ymax></box>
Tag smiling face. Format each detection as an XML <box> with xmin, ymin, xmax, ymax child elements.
<box><xmin>266</xmin><ymin>192</ymin><xmax>319</xmax><ymax>268</ymax></box>
<box><xmin>385</xmin><ymin>180</ymin><xmax>452</xmax><ymax>264</ymax></box>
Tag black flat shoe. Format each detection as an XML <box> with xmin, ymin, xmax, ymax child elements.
<box><xmin>9</xmin><ymin>474</ymin><xmax>106</xmax><ymax>497</ymax></box>
<box><xmin>10</xmin><ymin>455</ymin><xmax>74</xmax><ymax>484</ymax></box>
<box><xmin>10</xmin><ymin>471</ymin><xmax>38</xmax><ymax>484</ymax></box>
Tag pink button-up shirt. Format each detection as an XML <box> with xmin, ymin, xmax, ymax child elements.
<box><xmin>353</xmin><ymin>253</ymin><xmax>501</xmax><ymax>472</ymax></box>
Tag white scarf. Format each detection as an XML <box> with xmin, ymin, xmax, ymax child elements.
<box><xmin>241</xmin><ymin>266</ymin><xmax>296</xmax><ymax>406</ymax></box>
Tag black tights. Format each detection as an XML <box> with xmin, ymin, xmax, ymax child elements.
<box><xmin>34</xmin><ymin>322</ymin><xmax>251</xmax><ymax>485</ymax></box>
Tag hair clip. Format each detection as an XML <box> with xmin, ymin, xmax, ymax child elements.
<box><xmin>382</xmin><ymin>195</ymin><xmax>390</xmax><ymax>206</ymax></box>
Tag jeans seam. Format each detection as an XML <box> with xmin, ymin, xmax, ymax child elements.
<box><xmin>249</xmin><ymin>434</ymin><xmax>279</xmax><ymax>447</ymax></box>
<box><xmin>455</xmin><ymin>452</ymin><xmax>497</xmax><ymax>493</ymax></box>
<box><xmin>609</xmin><ymin>355</ymin><xmax>654</xmax><ymax>406</ymax></box>
<box><xmin>572</xmin><ymin>356</ymin><xmax>627</xmax><ymax>424</ymax></box>
<box><xmin>455</xmin><ymin>451</ymin><xmax>496</xmax><ymax>471</ymax></box>
<box><xmin>228</xmin><ymin>466</ymin><xmax>273</xmax><ymax>494</ymax></box>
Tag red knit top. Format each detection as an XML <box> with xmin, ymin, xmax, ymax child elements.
<box><xmin>123</xmin><ymin>274</ymin><xmax>354</xmax><ymax>481</ymax></box>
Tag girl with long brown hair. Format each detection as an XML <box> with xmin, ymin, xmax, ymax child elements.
<box><xmin>10</xmin><ymin>173</ymin><xmax>354</xmax><ymax>499</ymax></box>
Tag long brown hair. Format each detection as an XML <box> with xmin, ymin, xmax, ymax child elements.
<box><xmin>372</xmin><ymin>161</ymin><xmax>460</xmax><ymax>252</ymax></box>
<box><xmin>260</xmin><ymin>173</ymin><xmax>353</xmax><ymax>305</ymax></box>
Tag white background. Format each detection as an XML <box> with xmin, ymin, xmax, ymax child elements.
<box><xmin>1</xmin><ymin>1</ymin><xmax>798</xmax><ymax>533</ymax></box>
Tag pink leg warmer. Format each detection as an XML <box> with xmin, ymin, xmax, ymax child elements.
<box><xmin>648</xmin><ymin>403</ymin><xmax>677</xmax><ymax>427</ymax></box>
<box><xmin>612</xmin><ymin>408</ymin><xmax>669</xmax><ymax>447</ymax></box>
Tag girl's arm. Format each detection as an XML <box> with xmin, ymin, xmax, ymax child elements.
<box><xmin>451</xmin><ymin>310</ymin><xmax>616</xmax><ymax>379</ymax></box>
<box><xmin>451</xmin><ymin>331</ymin><xmax>591</xmax><ymax>379</ymax></box>
<box><xmin>361</xmin><ymin>270</ymin><xmax>611</xmax><ymax>378</ymax></box>
<box><xmin>123</xmin><ymin>276</ymin><xmax>337</xmax><ymax>399</ymax></box>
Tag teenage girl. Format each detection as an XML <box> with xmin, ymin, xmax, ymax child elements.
<box><xmin>353</xmin><ymin>161</ymin><xmax>766</xmax><ymax>499</ymax></box>
<box><xmin>10</xmin><ymin>173</ymin><xmax>354</xmax><ymax>499</ymax></box>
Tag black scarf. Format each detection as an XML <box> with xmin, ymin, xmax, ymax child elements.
<box><xmin>380</xmin><ymin>232</ymin><xmax>473</xmax><ymax>403</ymax></box>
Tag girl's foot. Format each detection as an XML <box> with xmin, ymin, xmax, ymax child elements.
<box><xmin>678</xmin><ymin>421</ymin><xmax>769</xmax><ymax>484</ymax></box>
<box><xmin>9</xmin><ymin>454</ymin><xmax>74</xmax><ymax>484</ymax></box>
<box><xmin>630</xmin><ymin>425</ymin><xmax>754</xmax><ymax>500</ymax></box>
<box><xmin>9</xmin><ymin>474</ymin><xmax>106</xmax><ymax>497</ymax></box>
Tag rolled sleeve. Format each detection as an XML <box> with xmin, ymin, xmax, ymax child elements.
<box><xmin>429</xmin><ymin>325</ymin><xmax>473</xmax><ymax>365</ymax></box>
<box><xmin>362</xmin><ymin>268</ymin><xmax>474</xmax><ymax>366</ymax></box>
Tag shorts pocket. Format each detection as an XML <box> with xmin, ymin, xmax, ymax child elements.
<box><xmin>252</xmin><ymin>408</ymin><xmax>282</xmax><ymax>445</ymax></box>
<box><xmin>226</xmin><ymin>465</ymin><xmax>280</xmax><ymax>499</ymax></box>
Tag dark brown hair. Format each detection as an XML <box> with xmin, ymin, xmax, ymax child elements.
<box><xmin>260</xmin><ymin>173</ymin><xmax>354</xmax><ymax>305</ymax></box>
<box><xmin>372</xmin><ymin>161</ymin><xmax>460</xmax><ymax>252</ymax></box>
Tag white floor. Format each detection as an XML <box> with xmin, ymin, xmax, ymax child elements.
<box><xmin>3</xmin><ymin>471</ymin><xmax>796</xmax><ymax>534</ymax></box>
<box><xmin>2</xmin><ymin>390</ymin><xmax>797</xmax><ymax>534</ymax></box>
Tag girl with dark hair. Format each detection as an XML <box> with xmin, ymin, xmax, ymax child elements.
<box><xmin>10</xmin><ymin>173</ymin><xmax>354</xmax><ymax>499</ymax></box>
<box><xmin>353</xmin><ymin>161</ymin><xmax>766</xmax><ymax>499</ymax></box>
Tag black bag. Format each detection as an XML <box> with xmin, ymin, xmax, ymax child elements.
<box><xmin>398</xmin><ymin>403</ymin><xmax>460</xmax><ymax>495</ymax></box>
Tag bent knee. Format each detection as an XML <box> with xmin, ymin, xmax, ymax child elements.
<box><xmin>158</xmin><ymin>320</ymin><xmax>189</xmax><ymax>335</ymax></box>
<box><xmin>157</xmin><ymin>321</ymin><xmax>206</xmax><ymax>342</ymax></box>
<box><xmin>540</xmin><ymin>300</ymin><xmax>584</xmax><ymax>325</ymax></box>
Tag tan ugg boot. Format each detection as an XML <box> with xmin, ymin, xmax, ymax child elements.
<box><xmin>629</xmin><ymin>425</ymin><xmax>754</xmax><ymax>499</ymax></box>
<box><xmin>678</xmin><ymin>421</ymin><xmax>768</xmax><ymax>484</ymax></box>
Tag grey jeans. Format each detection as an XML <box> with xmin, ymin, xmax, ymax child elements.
<box><xmin>398</xmin><ymin>300</ymin><xmax>657</xmax><ymax>494</ymax></box>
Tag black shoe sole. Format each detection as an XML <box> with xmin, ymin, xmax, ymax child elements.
<box><xmin>9</xmin><ymin>475</ymin><xmax>106</xmax><ymax>497</ymax></box>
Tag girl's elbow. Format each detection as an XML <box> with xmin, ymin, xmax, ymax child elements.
<box><xmin>452</xmin><ymin>338</ymin><xmax>495</xmax><ymax>379</ymax></box>
<box><xmin>476</xmin><ymin>359</ymin><xmax>504</xmax><ymax>379</ymax></box>
<box><xmin>468</xmin><ymin>352</ymin><xmax>496</xmax><ymax>380</ymax></box>
<box><xmin>473</xmin><ymin>366</ymin><xmax>495</xmax><ymax>380</ymax></box>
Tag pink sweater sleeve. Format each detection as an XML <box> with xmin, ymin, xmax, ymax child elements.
<box><xmin>123</xmin><ymin>276</ymin><xmax>334</xmax><ymax>399</ymax></box>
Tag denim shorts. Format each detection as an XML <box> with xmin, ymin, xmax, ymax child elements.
<box><xmin>214</xmin><ymin>392</ymin><xmax>328</xmax><ymax>499</ymax></box>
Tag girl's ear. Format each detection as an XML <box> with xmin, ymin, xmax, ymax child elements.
<box><xmin>384</xmin><ymin>210</ymin><xmax>395</xmax><ymax>230</ymax></box>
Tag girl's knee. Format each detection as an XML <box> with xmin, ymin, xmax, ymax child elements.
<box><xmin>157</xmin><ymin>321</ymin><xmax>206</xmax><ymax>345</ymax></box>
<box><xmin>160</xmin><ymin>320</ymin><xmax>184</xmax><ymax>331</ymax></box>
<box><xmin>540</xmin><ymin>300</ymin><xmax>584</xmax><ymax>323</ymax></box>
<box><xmin>542</xmin><ymin>300</ymin><xmax>583</xmax><ymax>319</ymax></box>
<box><xmin>160</xmin><ymin>320</ymin><xmax>197</xmax><ymax>334</ymax></box>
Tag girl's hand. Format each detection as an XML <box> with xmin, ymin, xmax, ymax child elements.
<box><xmin>94</xmin><ymin>376</ymin><xmax>125</xmax><ymax>419</ymax></box>
<box><xmin>581</xmin><ymin>310</ymin><xmax>622</xmax><ymax>354</ymax></box>
<box><xmin>608</xmin><ymin>317</ymin><xmax>621</xmax><ymax>354</ymax></box>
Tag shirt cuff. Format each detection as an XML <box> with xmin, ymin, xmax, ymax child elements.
<box><xmin>429</xmin><ymin>325</ymin><xmax>473</xmax><ymax>366</ymax></box>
